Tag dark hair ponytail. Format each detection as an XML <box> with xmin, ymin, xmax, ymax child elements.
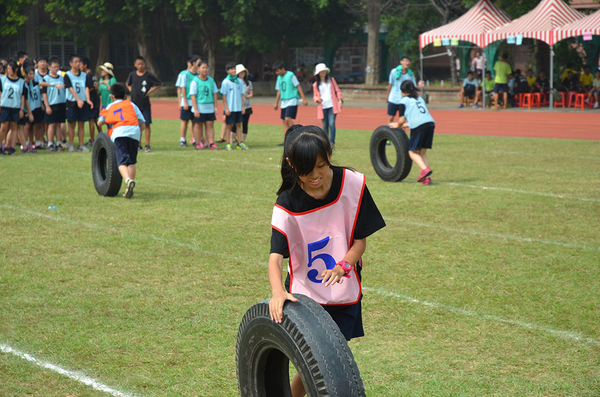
<box><xmin>400</xmin><ymin>80</ymin><xmax>419</xmax><ymax>99</ymax></box>
<box><xmin>277</xmin><ymin>125</ymin><xmax>332</xmax><ymax>196</ymax></box>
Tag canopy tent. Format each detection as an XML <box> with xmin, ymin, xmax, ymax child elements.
<box><xmin>419</xmin><ymin>0</ymin><xmax>512</xmax><ymax>49</ymax></box>
<box><xmin>554</xmin><ymin>8</ymin><xmax>600</xmax><ymax>42</ymax></box>
<box><xmin>486</xmin><ymin>0</ymin><xmax>585</xmax><ymax>46</ymax></box>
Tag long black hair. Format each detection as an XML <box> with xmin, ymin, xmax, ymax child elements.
<box><xmin>277</xmin><ymin>125</ymin><xmax>332</xmax><ymax>195</ymax></box>
<box><xmin>400</xmin><ymin>80</ymin><xmax>419</xmax><ymax>99</ymax></box>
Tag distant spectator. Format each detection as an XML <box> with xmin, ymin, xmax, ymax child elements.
<box><xmin>559</xmin><ymin>70</ymin><xmax>579</xmax><ymax>92</ymax></box>
<box><xmin>526</xmin><ymin>69</ymin><xmax>536</xmax><ymax>91</ymax></box>
<box><xmin>579</xmin><ymin>65</ymin><xmax>594</xmax><ymax>94</ymax></box>
<box><xmin>493</xmin><ymin>53</ymin><xmax>512</xmax><ymax>109</ymax></box>
<box><xmin>458</xmin><ymin>71</ymin><xmax>480</xmax><ymax>108</ymax></box>
<box><xmin>507</xmin><ymin>72</ymin><xmax>516</xmax><ymax>106</ymax></box>
<box><xmin>513</xmin><ymin>69</ymin><xmax>529</xmax><ymax>95</ymax></box>
<box><xmin>262</xmin><ymin>62</ymin><xmax>275</xmax><ymax>81</ymax></box>
<box><xmin>560</xmin><ymin>62</ymin><xmax>576</xmax><ymax>82</ymax></box>
<box><xmin>533</xmin><ymin>70</ymin><xmax>550</xmax><ymax>96</ymax></box>
<box><xmin>591</xmin><ymin>69</ymin><xmax>600</xmax><ymax>109</ymax></box>
<box><xmin>471</xmin><ymin>51</ymin><xmax>486</xmax><ymax>76</ymax></box>
<box><xmin>296</xmin><ymin>63</ymin><xmax>309</xmax><ymax>83</ymax></box>
<box><xmin>483</xmin><ymin>70</ymin><xmax>495</xmax><ymax>107</ymax></box>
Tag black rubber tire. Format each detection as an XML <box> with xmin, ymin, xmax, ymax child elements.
<box><xmin>236</xmin><ymin>294</ymin><xmax>365</xmax><ymax>397</ymax></box>
<box><xmin>369</xmin><ymin>125</ymin><xmax>412</xmax><ymax>182</ymax></box>
<box><xmin>91</xmin><ymin>132</ymin><xmax>122</xmax><ymax>197</ymax></box>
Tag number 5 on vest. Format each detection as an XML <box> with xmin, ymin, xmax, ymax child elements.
<box><xmin>307</xmin><ymin>237</ymin><xmax>336</xmax><ymax>283</ymax></box>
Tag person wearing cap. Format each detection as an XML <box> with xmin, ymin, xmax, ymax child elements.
<box><xmin>312</xmin><ymin>63</ymin><xmax>342</xmax><ymax>149</ymax></box>
<box><xmin>98</xmin><ymin>62</ymin><xmax>117</xmax><ymax>110</ymax></box>
<box><xmin>231</xmin><ymin>64</ymin><xmax>253</xmax><ymax>148</ymax></box>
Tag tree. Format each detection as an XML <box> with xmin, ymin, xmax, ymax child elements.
<box><xmin>0</xmin><ymin>0</ymin><xmax>35</xmax><ymax>38</ymax></box>
<box><xmin>428</xmin><ymin>0</ymin><xmax>465</xmax><ymax>85</ymax></box>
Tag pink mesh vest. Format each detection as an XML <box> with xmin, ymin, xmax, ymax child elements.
<box><xmin>271</xmin><ymin>169</ymin><xmax>366</xmax><ymax>305</ymax></box>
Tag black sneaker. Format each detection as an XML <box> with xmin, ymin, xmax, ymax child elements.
<box><xmin>145</xmin><ymin>145</ymin><xmax>152</xmax><ymax>153</ymax></box>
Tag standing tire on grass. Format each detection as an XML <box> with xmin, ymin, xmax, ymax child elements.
<box><xmin>92</xmin><ymin>132</ymin><xmax>122</xmax><ymax>197</ymax></box>
<box><xmin>236</xmin><ymin>294</ymin><xmax>365</xmax><ymax>397</ymax></box>
<box><xmin>369</xmin><ymin>125</ymin><xmax>412</xmax><ymax>182</ymax></box>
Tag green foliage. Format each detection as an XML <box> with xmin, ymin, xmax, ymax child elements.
<box><xmin>462</xmin><ymin>0</ymin><xmax>540</xmax><ymax>18</ymax></box>
<box><xmin>0</xmin><ymin>0</ymin><xmax>36</xmax><ymax>37</ymax></box>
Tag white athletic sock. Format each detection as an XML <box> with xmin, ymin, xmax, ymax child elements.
<box><xmin>180</xmin><ymin>137</ymin><xmax>185</xmax><ymax>142</ymax></box>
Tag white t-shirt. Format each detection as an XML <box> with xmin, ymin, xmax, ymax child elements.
<box><xmin>318</xmin><ymin>81</ymin><xmax>333</xmax><ymax>109</ymax></box>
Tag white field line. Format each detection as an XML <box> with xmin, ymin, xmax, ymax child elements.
<box><xmin>384</xmin><ymin>217</ymin><xmax>599</xmax><ymax>252</ymax></box>
<box><xmin>454</xmin><ymin>148</ymin><xmax>600</xmax><ymax>161</ymax></box>
<box><xmin>0</xmin><ymin>343</ymin><xmax>135</xmax><ymax>397</ymax></box>
<box><xmin>3</xmin><ymin>204</ymin><xmax>598</xmax><ymax>347</ymax></box>
<box><xmin>363</xmin><ymin>288</ymin><xmax>600</xmax><ymax>346</ymax></box>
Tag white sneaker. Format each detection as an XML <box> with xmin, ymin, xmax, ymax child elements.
<box><xmin>77</xmin><ymin>145</ymin><xmax>90</xmax><ymax>152</ymax></box>
<box><xmin>594</xmin><ymin>102</ymin><xmax>599</xmax><ymax>109</ymax></box>
<box><xmin>68</xmin><ymin>145</ymin><xmax>75</xmax><ymax>152</ymax></box>
<box><xmin>123</xmin><ymin>179</ymin><xmax>135</xmax><ymax>199</ymax></box>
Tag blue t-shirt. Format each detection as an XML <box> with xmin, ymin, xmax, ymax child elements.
<box><xmin>64</xmin><ymin>70</ymin><xmax>88</xmax><ymax>103</ymax></box>
<box><xmin>189</xmin><ymin>76</ymin><xmax>219</xmax><ymax>114</ymax></box>
<box><xmin>220</xmin><ymin>76</ymin><xmax>245</xmax><ymax>112</ymax></box>
<box><xmin>463</xmin><ymin>78</ymin><xmax>479</xmax><ymax>88</ymax></box>
<box><xmin>42</xmin><ymin>74</ymin><xmax>66</xmax><ymax>106</ymax></box>
<box><xmin>399</xmin><ymin>96</ymin><xmax>435</xmax><ymax>129</ymax></box>
<box><xmin>176</xmin><ymin>70</ymin><xmax>198</xmax><ymax>107</ymax></box>
<box><xmin>388</xmin><ymin>68</ymin><xmax>416</xmax><ymax>104</ymax></box>
<box><xmin>26</xmin><ymin>80</ymin><xmax>42</xmax><ymax>111</ymax></box>
<box><xmin>0</xmin><ymin>75</ymin><xmax>26</xmax><ymax>109</ymax></box>
<box><xmin>275</xmin><ymin>73</ymin><xmax>300</xmax><ymax>108</ymax></box>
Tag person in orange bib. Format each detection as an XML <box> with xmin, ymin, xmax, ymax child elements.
<box><xmin>98</xmin><ymin>83</ymin><xmax>146</xmax><ymax>198</ymax></box>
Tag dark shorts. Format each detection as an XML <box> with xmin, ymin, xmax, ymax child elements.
<box><xmin>90</xmin><ymin>100</ymin><xmax>101</xmax><ymax>119</ymax></box>
<box><xmin>194</xmin><ymin>112</ymin><xmax>216</xmax><ymax>123</ymax></box>
<box><xmin>66</xmin><ymin>102</ymin><xmax>91</xmax><ymax>122</ymax></box>
<box><xmin>17</xmin><ymin>116</ymin><xmax>27</xmax><ymax>126</ymax></box>
<box><xmin>180</xmin><ymin>107</ymin><xmax>193</xmax><ymax>121</ymax></box>
<box><xmin>29</xmin><ymin>108</ymin><xmax>45</xmax><ymax>125</ymax></box>
<box><xmin>387</xmin><ymin>102</ymin><xmax>402</xmax><ymax>116</ymax></box>
<box><xmin>280</xmin><ymin>105</ymin><xmax>298</xmax><ymax>120</ymax></box>
<box><xmin>465</xmin><ymin>86</ymin><xmax>476</xmax><ymax>96</ymax></box>
<box><xmin>114</xmin><ymin>137</ymin><xmax>139</xmax><ymax>166</ymax></box>
<box><xmin>409</xmin><ymin>122</ymin><xmax>435</xmax><ymax>151</ymax></box>
<box><xmin>141</xmin><ymin>108</ymin><xmax>152</xmax><ymax>125</ymax></box>
<box><xmin>44</xmin><ymin>104</ymin><xmax>66</xmax><ymax>124</ymax></box>
<box><xmin>0</xmin><ymin>108</ymin><xmax>20</xmax><ymax>123</ymax></box>
<box><xmin>284</xmin><ymin>264</ymin><xmax>364</xmax><ymax>341</ymax></box>
<box><xmin>226</xmin><ymin>111</ymin><xmax>243</xmax><ymax>125</ymax></box>
<box><xmin>494</xmin><ymin>83</ymin><xmax>509</xmax><ymax>94</ymax></box>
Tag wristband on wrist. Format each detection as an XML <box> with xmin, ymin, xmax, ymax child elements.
<box><xmin>336</xmin><ymin>260</ymin><xmax>352</xmax><ymax>278</ymax></box>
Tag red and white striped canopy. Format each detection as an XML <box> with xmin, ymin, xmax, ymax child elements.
<box><xmin>554</xmin><ymin>8</ymin><xmax>600</xmax><ymax>43</ymax></box>
<box><xmin>486</xmin><ymin>0</ymin><xmax>585</xmax><ymax>46</ymax></box>
<box><xmin>419</xmin><ymin>0</ymin><xmax>511</xmax><ymax>49</ymax></box>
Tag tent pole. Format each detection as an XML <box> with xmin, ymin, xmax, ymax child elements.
<box><xmin>420</xmin><ymin>48</ymin><xmax>424</xmax><ymax>96</ymax></box>
<box><xmin>550</xmin><ymin>45</ymin><xmax>554</xmax><ymax>111</ymax></box>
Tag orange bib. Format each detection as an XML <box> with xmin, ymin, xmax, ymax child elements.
<box><xmin>100</xmin><ymin>99</ymin><xmax>139</xmax><ymax>137</ymax></box>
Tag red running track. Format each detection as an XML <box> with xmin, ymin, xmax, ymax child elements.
<box><xmin>151</xmin><ymin>100</ymin><xmax>600</xmax><ymax>140</ymax></box>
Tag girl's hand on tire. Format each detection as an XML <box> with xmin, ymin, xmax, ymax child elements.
<box><xmin>269</xmin><ymin>290</ymin><xmax>298</xmax><ymax>323</ymax></box>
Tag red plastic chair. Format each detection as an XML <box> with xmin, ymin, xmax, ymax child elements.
<box><xmin>533</xmin><ymin>93</ymin><xmax>542</xmax><ymax>108</ymax></box>
<box><xmin>521</xmin><ymin>93</ymin><xmax>536</xmax><ymax>109</ymax></box>
<box><xmin>539</xmin><ymin>92</ymin><xmax>549</xmax><ymax>107</ymax></box>
<box><xmin>574</xmin><ymin>93</ymin><xmax>588</xmax><ymax>110</ymax></box>
<box><xmin>566</xmin><ymin>91</ymin><xmax>578</xmax><ymax>107</ymax></box>
<box><xmin>514</xmin><ymin>93</ymin><xmax>523</xmax><ymax>107</ymax></box>
<box><xmin>554</xmin><ymin>92</ymin><xmax>566</xmax><ymax>108</ymax></box>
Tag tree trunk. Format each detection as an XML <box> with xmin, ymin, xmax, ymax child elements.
<box><xmin>365</xmin><ymin>0</ymin><xmax>381</xmax><ymax>86</ymax></box>
<box><xmin>95</xmin><ymin>32</ymin><xmax>110</xmax><ymax>70</ymax></box>
<box><xmin>449</xmin><ymin>47</ymin><xmax>458</xmax><ymax>86</ymax></box>
<box><xmin>206</xmin><ymin>44</ymin><xmax>216</xmax><ymax>77</ymax></box>
<box><xmin>136</xmin><ymin>14</ymin><xmax>159</xmax><ymax>77</ymax></box>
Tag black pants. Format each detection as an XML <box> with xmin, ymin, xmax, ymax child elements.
<box><xmin>231</xmin><ymin>108</ymin><xmax>252</xmax><ymax>135</ymax></box>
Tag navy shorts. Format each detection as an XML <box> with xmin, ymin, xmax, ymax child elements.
<box><xmin>464</xmin><ymin>86</ymin><xmax>476</xmax><ymax>96</ymax></box>
<box><xmin>0</xmin><ymin>108</ymin><xmax>20</xmax><ymax>123</ymax></box>
<box><xmin>67</xmin><ymin>103</ymin><xmax>91</xmax><ymax>122</ymax></box>
<box><xmin>28</xmin><ymin>108</ymin><xmax>45</xmax><ymax>125</ymax></box>
<box><xmin>494</xmin><ymin>83</ymin><xmax>509</xmax><ymax>94</ymax></box>
<box><xmin>180</xmin><ymin>107</ymin><xmax>193</xmax><ymax>121</ymax></box>
<box><xmin>226</xmin><ymin>111</ymin><xmax>243</xmax><ymax>125</ymax></box>
<box><xmin>114</xmin><ymin>137</ymin><xmax>139</xmax><ymax>166</ymax></box>
<box><xmin>194</xmin><ymin>112</ymin><xmax>216</xmax><ymax>123</ymax></box>
<box><xmin>284</xmin><ymin>264</ymin><xmax>364</xmax><ymax>341</ymax></box>
<box><xmin>280</xmin><ymin>105</ymin><xmax>298</xmax><ymax>120</ymax></box>
<box><xmin>387</xmin><ymin>102</ymin><xmax>402</xmax><ymax>116</ymax></box>
<box><xmin>44</xmin><ymin>104</ymin><xmax>66</xmax><ymax>124</ymax></box>
<box><xmin>409</xmin><ymin>122</ymin><xmax>435</xmax><ymax>151</ymax></box>
<box><xmin>90</xmin><ymin>99</ymin><xmax>101</xmax><ymax>119</ymax></box>
<box><xmin>17</xmin><ymin>116</ymin><xmax>27</xmax><ymax>126</ymax></box>
<box><xmin>141</xmin><ymin>108</ymin><xmax>152</xmax><ymax>125</ymax></box>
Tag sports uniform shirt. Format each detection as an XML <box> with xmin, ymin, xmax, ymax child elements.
<box><xmin>388</xmin><ymin>68</ymin><xmax>416</xmax><ymax>104</ymax></box>
<box><xmin>99</xmin><ymin>99</ymin><xmax>145</xmax><ymax>141</ymax></box>
<box><xmin>41</xmin><ymin>74</ymin><xmax>66</xmax><ymax>105</ymax></box>
<box><xmin>493</xmin><ymin>60</ymin><xmax>511</xmax><ymax>84</ymax></box>
<box><xmin>64</xmin><ymin>70</ymin><xmax>90</xmax><ymax>104</ymax></box>
<box><xmin>484</xmin><ymin>78</ymin><xmax>495</xmax><ymax>91</ymax></box>
<box><xmin>189</xmin><ymin>75</ymin><xmax>218</xmax><ymax>113</ymax></box>
<box><xmin>271</xmin><ymin>169</ymin><xmax>384</xmax><ymax>305</ymax></box>
<box><xmin>125</xmin><ymin>71</ymin><xmax>162</xmax><ymax>111</ymax></box>
<box><xmin>176</xmin><ymin>70</ymin><xmax>198</xmax><ymax>107</ymax></box>
<box><xmin>34</xmin><ymin>70</ymin><xmax>48</xmax><ymax>84</ymax></box>
<box><xmin>220</xmin><ymin>76</ymin><xmax>245</xmax><ymax>112</ymax></box>
<box><xmin>275</xmin><ymin>71</ymin><xmax>300</xmax><ymax>108</ymax></box>
<box><xmin>398</xmin><ymin>96</ymin><xmax>435</xmax><ymax>130</ymax></box>
<box><xmin>0</xmin><ymin>76</ymin><xmax>27</xmax><ymax>109</ymax></box>
<box><xmin>462</xmin><ymin>78</ymin><xmax>479</xmax><ymax>89</ymax></box>
<box><xmin>26</xmin><ymin>80</ymin><xmax>41</xmax><ymax>111</ymax></box>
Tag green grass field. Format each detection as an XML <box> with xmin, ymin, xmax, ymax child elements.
<box><xmin>1</xmin><ymin>119</ymin><xmax>599</xmax><ymax>396</ymax></box>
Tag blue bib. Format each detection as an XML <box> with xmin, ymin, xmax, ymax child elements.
<box><xmin>399</xmin><ymin>96</ymin><xmax>435</xmax><ymax>129</ymax></box>
<box><xmin>27</xmin><ymin>80</ymin><xmax>42</xmax><ymax>110</ymax></box>
<box><xmin>43</xmin><ymin>74</ymin><xmax>66</xmax><ymax>105</ymax></box>
<box><xmin>65</xmin><ymin>71</ymin><xmax>87</xmax><ymax>102</ymax></box>
<box><xmin>1</xmin><ymin>76</ymin><xmax>25</xmax><ymax>109</ymax></box>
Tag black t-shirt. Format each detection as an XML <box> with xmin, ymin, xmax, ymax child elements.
<box><xmin>86</xmin><ymin>70</ymin><xmax>100</xmax><ymax>103</ymax></box>
<box><xmin>125</xmin><ymin>71</ymin><xmax>162</xmax><ymax>111</ymax></box>
<box><xmin>562</xmin><ymin>76</ymin><xmax>579</xmax><ymax>91</ymax></box>
<box><xmin>536</xmin><ymin>78</ymin><xmax>550</xmax><ymax>90</ymax></box>
<box><xmin>515</xmin><ymin>75</ymin><xmax>529</xmax><ymax>93</ymax></box>
<box><xmin>270</xmin><ymin>167</ymin><xmax>386</xmax><ymax>258</ymax></box>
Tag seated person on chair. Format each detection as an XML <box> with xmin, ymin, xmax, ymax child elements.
<box><xmin>591</xmin><ymin>69</ymin><xmax>600</xmax><ymax>109</ymax></box>
<box><xmin>459</xmin><ymin>71</ymin><xmax>480</xmax><ymax>108</ymax></box>
<box><xmin>483</xmin><ymin>70</ymin><xmax>495</xmax><ymax>107</ymax></box>
<box><xmin>560</xmin><ymin>62</ymin><xmax>576</xmax><ymax>83</ymax></box>
<box><xmin>513</xmin><ymin>69</ymin><xmax>530</xmax><ymax>96</ymax></box>
<box><xmin>533</xmin><ymin>70</ymin><xmax>550</xmax><ymax>96</ymax></box>
<box><xmin>526</xmin><ymin>69</ymin><xmax>537</xmax><ymax>93</ymax></box>
<box><xmin>560</xmin><ymin>70</ymin><xmax>579</xmax><ymax>92</ymax></box>
<box><xmin>507</xmin><ymin>73</ymin><xmax>516</xmax><ymax>106</ymax></box>
<box><xmin>579</xmin><ymin>65</ymin><xmax>594</xmax><ymax>94</ymax></box>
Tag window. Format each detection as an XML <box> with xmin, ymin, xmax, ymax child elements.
<box><xmin>38</xmin><ymin>35</ymin><xmax>89</xmax><ymax>66</ymax></box>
